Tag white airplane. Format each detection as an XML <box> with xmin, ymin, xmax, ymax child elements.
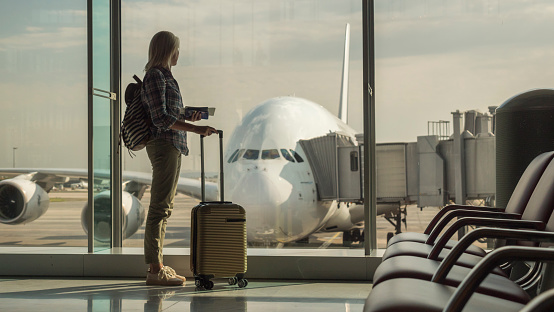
<box><xmin>0</xmin><ymin>23</ymin><xmax>384</xmax><ymax>246</ymax></box>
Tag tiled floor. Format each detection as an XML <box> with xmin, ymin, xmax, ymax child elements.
<box><xmin>0</xmin><ymin>278</ymin><xmax>372</xmax><ymax>312</ymax></box>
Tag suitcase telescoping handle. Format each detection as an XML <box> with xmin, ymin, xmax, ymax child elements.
<box><xmin>200</xmin><ymin>130</ymin><xmax>224</xmax><ymax>202</ymax></box>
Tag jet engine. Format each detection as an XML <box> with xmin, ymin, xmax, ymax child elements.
<box><xmin>81</xmin><ymin>190</ymin><xmax>146</xmax><ymax>242</ymax></box>
<box><xmin>0</xmin><ymin>178</ymin><xmax>50</xmax><ymax>225</ymax></box>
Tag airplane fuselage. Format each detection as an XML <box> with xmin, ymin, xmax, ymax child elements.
<box><xmin>224</xmin><ymin>96</ymin><xmax>358</xmax><ymax>243</ymax></box>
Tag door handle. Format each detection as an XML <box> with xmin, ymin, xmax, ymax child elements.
<box><xmin>93</xmin><ymin>88</ymin><xmax>117</xmax><ymax>100</ymax></box>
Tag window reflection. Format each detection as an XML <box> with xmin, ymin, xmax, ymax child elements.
<box><xmin>280</xmin><ymin>149</ymin><xmax>295</xmax><ymax>162</ymax></box>
<box><xmin>227</xmin><ymin>149</ymin><xmax>240</xmax><ymax>163</ymax></box>
<box><xmin>121</xmin><ymin>0</ymin><xmax>364</xmax><ymax>250</ymax></box>
<box><xmin>374</xmin><ymin>0</ymin><xmax>554</xmax><ymax>248</ymax></box>
<box><xmin>289</xmin><ymin>150</ymin><xmax>304</xmax><ymax>163</ymax></box>
<box><xmin>0</xmin><ymin>1</ymin><xmax>88</xmax><ymax>248</ymax></box>
<box><xmin>261</xmin><ymin>149</ymin><xmax>280</xmax><ymax>160</ymax></box>
<box><xmin>227</xmin><ymin>149</ymin><xmax>246</xmax><ymax>163</ymax></box>
<box><xmin>243</xmin><ymin>149</ymin><xmax>259</xmax><ymax>160</ymax></box>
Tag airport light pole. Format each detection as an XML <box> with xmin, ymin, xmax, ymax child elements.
<box><xmin>12</xmin><ymin>147</ymin><xmax>17</xmax><ymax>168</ymax></box>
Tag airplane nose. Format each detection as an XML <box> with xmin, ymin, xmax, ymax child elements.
<box><xmin>228</xmin><ymin>170</ymin><xmax>283</xmax><ymax>242</ymax></box>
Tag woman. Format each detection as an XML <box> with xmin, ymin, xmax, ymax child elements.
<box><xmin>142</xmin><ymin>31</ymin><xmax>216</xmax><ymax>286</ymax></box>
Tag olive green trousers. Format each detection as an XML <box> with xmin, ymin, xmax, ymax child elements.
<box><xmin>144</xmin><ymin>139</ymin><xmax>181</xmax><ymax>264</ymax></box>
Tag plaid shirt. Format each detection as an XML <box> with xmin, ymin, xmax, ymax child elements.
<box><xmin>141</xmin><ymin>66</ymin><xmax>189</xmax><ymax>155</ymax></box>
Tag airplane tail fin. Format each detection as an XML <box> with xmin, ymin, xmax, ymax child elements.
<box><xmin>338</xmin><ymin>23</ymin><xmax>350</xmax><ymax>124</ymax></box>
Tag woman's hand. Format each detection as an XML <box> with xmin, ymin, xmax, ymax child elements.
<box><xmin>194</xmin><ymin>125</ymin><xmax>217</xmax><ymax>136</ymax></box>
<box><xmin>185</xmin><ymin>111</ymin><xmax>202</xmax><ymax>122</ymax></box>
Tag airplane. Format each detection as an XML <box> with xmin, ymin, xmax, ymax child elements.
<box><xmin>0</xmin><ymin>24</ymin><xmax>398</xmax><ymax>246</ymax></box>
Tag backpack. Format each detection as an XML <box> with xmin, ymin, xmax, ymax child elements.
<box><xmin>120</xmin><ymin>75</ymin><xmax>151</xmax><ymax>156</ymax></box>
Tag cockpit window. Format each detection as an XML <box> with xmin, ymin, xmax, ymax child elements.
<box><xmin>228</xmin><ymin>149</ymin><xmax>245</xmax><ymax>163</ymax></box>
<box><xmin>243</xmin><ymin>149</ymin><xmax>259</xmax><ymax>160</ymax></box>
<box><xmin>262</xmin><ymin>149</ymin><xmax>280</xmax><ymax>160</ymax></box>
<box><xmin>227</xmin><ymin>149</ymin><xmax>239</xmax><ymax>163</ymax></box>
<box><xmin>280</xmin><ymin>149</ymin><xmax>295</xmax><ymax>162</ymax></box>
<box><xmin>290</xmin><ymin>149</ymin><xmax>304</xmax><ymax>163</ymax></box>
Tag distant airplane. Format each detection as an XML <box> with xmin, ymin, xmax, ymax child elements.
<box><xmin>0</xmin><ymin>24</ymin><xmax>396</xmax><ymax>246</ymax></box>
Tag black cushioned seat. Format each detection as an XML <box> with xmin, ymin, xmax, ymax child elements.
<box><xmin>520</xmin><ymin>288</ymin><xmax>554</xmax><ymax>312</ymax></box>
<box><xmin>371</xmin><ymin>158</ymin><xmax>554</xmax><ymax>304</ymax></box>
<box><xmin>372</xmin><ymin>256</ymin><xmax>528</xmax><ymax>303</ymax></box>
<box><xmin>364</xmin><ymin>278</ymin><xmax>525</xmax><ymax>312</ymax></box>
<box><xmin>386</xmin><ymin>151</ymin><xmax>554</xmax><ymax>253</ymax></box>
<box><xmin>382</xmin><ymin>241</ymin><xmax>486</xmax><ymax>261</ymax></box>
<box><xmin>365</xmin><ymin>246</ymin><xmax>554</xmax><ymax>312</ymax></box>
<box><xmin>382</xmin><ymin>243</ymin><xmax>505</xmax><ymax>275</ymax></box>
<box><xmin>382</xmin><ymin>151</ymin><xmax>554</xmax><ymax>263</ymax></box>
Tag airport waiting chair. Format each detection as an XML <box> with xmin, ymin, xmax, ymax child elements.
<box><xmin>519</xmin><ymin>288</ymin><xmax>554</xmax><ymax>312</ymax></box>
<box><xmin>382</xmin><ymin>151</ymin><xmax>554</xmax><ymax>264</ymax></box>
<box><xmin>364</xmin><ymin>244</ymin><xmax>554</xmax><ymax>312</ymax></box>
<box><xmin>388</xmin><ymin>151</ymin><xmax>554</xmax><ymax>248</ymax></box>
<box><xmin>372</xmin><ymin>157</ymin><xmax>554</xmax><ymax>295</ymax></box>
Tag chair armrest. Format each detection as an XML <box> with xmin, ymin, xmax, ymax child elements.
<box><xmin>423</xmin><ymin>205</ymin><xmax>504</xmax><ymax>234</ymax></box>
<box><xmin>443</xmin><ymin>245</ymin><xmax>554</xmax><ymax>312</ymax></box>
<box><xmin>426</xmin><ymin>211</ymin><xmax>521</xmax><ymax>244</ymax></box>
<box><xmin>432</xmin><ymin>227</ymin><xmax>554</xmax><ymax>283</ymax></box>
<box><xmin>427</xmin><ymin>218</ymin><xmax>545</xmax><ymax>260</ymax></box>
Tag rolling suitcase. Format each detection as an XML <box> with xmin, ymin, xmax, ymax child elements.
<box><xmin>190</xmin><ymin>130</ymin><xmax>248</xmax><ymax>290</ymax></box>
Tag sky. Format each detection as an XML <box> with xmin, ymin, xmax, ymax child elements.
<box><xmin>1</xmin><ymin>0</ymin><xmax>554</xmax><ymax>173</ymax></box>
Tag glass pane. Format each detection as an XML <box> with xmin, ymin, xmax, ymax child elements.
<box><xmin>227</xmin><ymin>149</ymin><xmax>239</xmax><ymax>163</ymax></box>
<box><xmin>0</xmin><ymin>2</ymin><xmax>88</xmax><ymax>248</ymax></box>
<box><xmin>91</xmin><ymin>0</ymin><xmax>112</xmax><ymax>251</ymax></box>
<box><xmin>243</xmin><ymin>150</ymin><xmax>260</xmax><ymax>160</ymax></box>
<box><xmin>280</xmin><ymin>149</ymin><xmax>295</xmax><ymax>162</ymax></box>
<box><xmin>122</xmin><ymin>0</ymin><xmax>364</xmax><ymax>251</ymax></box>
<box><xmin>374</xmin><ymin>0</ymin><xmax>554</xmax><ymax>248</ymax></box>
<box><xmin>261</xmin><ymin>149</ymin><xmax>280</xmax><ymax>160</ymax></box>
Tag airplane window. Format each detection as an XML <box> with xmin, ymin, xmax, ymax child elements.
<box><xmin>227</xmin><ymin>149</ymin><xmax>239</xmax><ymax>163</ymax></box>
<box><xmin>290</xmin><ymin>149</ymin><xmax>304</xmax><ymax>163</ymax></box>
<box><xmin>262</xmin><ymin>149</ymin><xmax>280</xmax><ymax>160</ymax></box>
<box><xmin>243</xmin><ymin>149</ymin><xmax>259</xmax><ymax>160</ymax></box>
<box><xmin>229</xmin><ymin>149</ymin><xmax>245</xmax><ymax>163</ymax></box>
<box><xmin>280</xmin><ymin>149</ymin><xmax>295</xmax><ymax>162</ymax></box>
<box><xmin>234</xmin><ymin>149</ymin><xmax>245</xmax><ymax>162</ymax></box>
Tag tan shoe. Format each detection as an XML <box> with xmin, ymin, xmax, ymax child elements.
<box><xmin>146</xmin><ymin>266</ymin><xmax>184</xmax><ymax>286</ymax></box>
<box><xmin>164</xmin><ymin>266</ymin><xmax>186</xmax><ymax>282</ymax></box>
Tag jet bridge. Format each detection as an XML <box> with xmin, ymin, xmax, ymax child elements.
<box><xmin>299</xmin><ymin>132</ymin><xmax>418</xmax><ymax>235</ymax></box>
<box><xmin>299</xmin><ymin>111</ymin><xmax>497</xmax><ymax>236</ymax></box>
<box><xmin>298</xmin><ymin>133</ymin><xmax>363</xmax><ymax>203</ymax></box>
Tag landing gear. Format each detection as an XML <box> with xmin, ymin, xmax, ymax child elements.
<box><xmin>384</xmin><ymin>203</ymin><xmax>407</xmax><ymax>235</ymax></box>
<box><xmin>386</xmin><ymin>232</ymin><xmax>394</xmax><ymax>244</ymax></box>
<box><xmin>343</xmin><ymin>228</ymin><xmax>364</xmax><ymax>247</ymax></box>
<box><xmin>295</xmin><ymin>236</ymin><xmax>310</xmax><ymax>244</ymax></box>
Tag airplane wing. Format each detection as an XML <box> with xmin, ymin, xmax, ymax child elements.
<box><xmin>122</xmin><ymin>171</ymin><xmax>218</xmax><ymax>201</ymax></box>
<box><xmin>0</xmin><ymin>168</ymin><xmax>218</xmax><ymax>201</ymax></box>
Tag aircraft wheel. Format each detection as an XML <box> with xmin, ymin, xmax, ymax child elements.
<box><xmin>343</xmin><ymin>231</ymin><xmax>352</xmax><ymax>247</ymax></box>
<box><xmin>352</xmin><ymin>229</ymin><xmax>362</xmax><ymax>242</ymax></box>
<box><xmin>386</xmin><ymin>232</ymin><xmax>394</xmax><ymax>243</ymax></box>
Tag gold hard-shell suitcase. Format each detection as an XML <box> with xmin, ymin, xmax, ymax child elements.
<box><xmin>190</xmin><ymin>130</ymin><xmax>248</xmax><ymax>290</ymax></box>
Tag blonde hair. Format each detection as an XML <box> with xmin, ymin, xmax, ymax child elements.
<box><xmin>144</xmin><ymin>31</ymin><xmax>180</xmax><ymax>71</ymax></box>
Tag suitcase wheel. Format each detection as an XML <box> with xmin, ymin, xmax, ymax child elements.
<box><xmin>228</xmin><ymin>277</ymin><xmax>238</xmax><ymax>286</ymax></box>
<box><xmin>238</xmin><ymin>278</ymin><xmax>248</xmax><ymax>288</ymax></box>
<box><xmin>195</xmin><ymin>277</ymin><xmax>214</xmax><ymax>290</ymax></box>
